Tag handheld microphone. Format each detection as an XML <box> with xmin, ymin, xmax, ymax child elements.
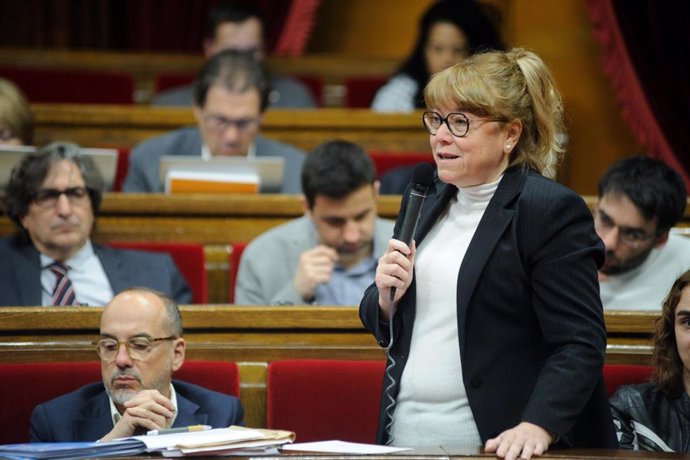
<box><xmin>389</xmin><ymin>163</ymin><xmax>435</xmax><ymax>302</ymax></box>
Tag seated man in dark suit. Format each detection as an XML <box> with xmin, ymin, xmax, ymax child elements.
<box><xmin>152</xmin><ymin>1</ymin><xmax>316</xmax><ymax>109</ymax></box>
<box><xmin>30</xmin><ymin>287</ymin><xmax>244</xmax><ymax>442</ymax></box>
<box><xmin>0</xmin><ymin>142</ymin><xmax>191</xmax><ymax>306</ymax></box>
<box><xmin>124</xmin><ymin>50</ymin><xmax>306</xmax><ymax>194</ymax></box>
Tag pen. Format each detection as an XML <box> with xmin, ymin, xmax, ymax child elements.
<box><xmin>146</xmin><ymin>424</ymin><xmax>212</xmax><ymax>436</ymax></box>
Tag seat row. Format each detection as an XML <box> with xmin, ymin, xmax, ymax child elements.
<box><xmin>1</xmin><ymin>65</ymin><xmax>389</xmax><ymax>107</ymax></box>
<box><xmin>0</xmin><ymin>360</ymin><xmax>654</xmax><ymax>446</ymax></box>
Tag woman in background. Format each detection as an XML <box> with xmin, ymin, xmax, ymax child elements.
<box><xmin>0</xmin><ymin>78</ymin><xmax>33</xmax><ymax>146</ymax></box>
<box><xmin>610</xmin><ymin>269</ymin><xmax>690</xmax><ymax>452</ymax></box>
<box><xmin>361</xmin><ymin>47</ymin><xmax>617</xmax><ymax>459</ymax></box>
<box><xmin>371</xmin><ymin>0</ymin><xmax>503</xmax><ymax>113</ymax></box>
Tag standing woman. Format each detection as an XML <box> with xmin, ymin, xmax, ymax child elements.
<box><xmin>371</xmin><ymin>0</ymin><xmax>504</xmax><ymax>113</ymax></box>
<box><xmin>360</xmin><ymin>48</ymin><xmax>617</xmax><ymax>459</ymax></box>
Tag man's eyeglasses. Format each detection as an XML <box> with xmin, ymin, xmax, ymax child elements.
<box><xmin>594</xmin><ymin>210</ymin><xmax>656</xmax><ymax>249</ymax></box>
<box><xmin>422</xmin><ymin>111</ymin><xmax>505</xmax><ymax>138</ymax></box>
<box><xmin>30</xmin><ymin>187</ymin><xmax>91</xmax><ymax>208</ymax></box>
<box><xmin>202</xmin><ymin>114</ymin><xmax>260</xmax><ymax>133</ymax></box>
<box><xmin>93</xmin><ymin>336</ymin><xmax>177</xmax><ymax>362</ymax></box>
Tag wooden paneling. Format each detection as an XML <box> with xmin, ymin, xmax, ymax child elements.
<box><xmin>31</xmin><ymin>104</ymin><xmax>429</xmax><ymax>153</ymax></box>
<box><xmin>0</xmin><ymin>307</ymin><xmax>656</xmax><ymax>428</ymax></box>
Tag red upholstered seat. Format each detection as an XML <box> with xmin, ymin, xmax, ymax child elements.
<box><xmin>228</xmin><ymin>242</ymin><xmax>247</xmax><ymax>303</ymax></box>
<box><xmin>343</xmin><ymin>76</ymin><xmax>388</xmax><ymax>108</ymax></box>
<box><xmin>107</xmin><ymin>242</ymin><xmax>207</xmax><ymax>304</ymax></box>
<box><xmin>0</xmin><ymin>360</ymin><xmax>238</xmax><ymax>444</ymax></box>
<box><xmin>603</xmin><ymin>364</ymin><xmax>654</xmax><ymax>397</ymax></box>
<box><xmin>267</xmin><ymin>359</ymin><xmax>385</xmax><ymax>443</ymax></box>
<box><xmin>369</xmin><ymin>151</ymin><xmax>433</xmax><ymax>177</ymax></box>
<box><xmin>154</xmin><ymin>72</ymin><xmax>195</xmax><ymax>93</ymax></box>
<box><xmin>113</xmin><ymin>148</ymin><xmax>131</xmax><ymax>192</ymax></box>
<box><xmin>0</xmin><ymin>66</ymin><xmax>135</xmax><ymax>104</ymax></box>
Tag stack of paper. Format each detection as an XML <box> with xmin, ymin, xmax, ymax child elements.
<box><xmin>0</xmin><ymin>439</ymin><xmax>146</xmax><ymax>459</ymax></box>
<box><xmin>129</xmin><ymin>426</ymin><xmax>295</xmax><ymax>457</ymax></box>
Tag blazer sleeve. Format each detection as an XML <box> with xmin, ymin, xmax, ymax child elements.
<box><xmin>29</xmin><ymin>404</ymin><xmax>53</xmax><ymax>442</ymax></box>
<box><xmin>517</xmin><ymin>185</ymin><xmax>608</xmax><ymax>438</ymax></box>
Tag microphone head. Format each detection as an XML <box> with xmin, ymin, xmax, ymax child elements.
<box><xmin>411</xmin><ymin>163</ymin><xmax>435</xmax><ymax>191</ymax></box>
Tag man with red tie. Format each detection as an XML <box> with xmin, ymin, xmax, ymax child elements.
<box><xmin>0</xmin><ymin>142</ymin><xmax>191</xmax><ymax>306</ymax></box>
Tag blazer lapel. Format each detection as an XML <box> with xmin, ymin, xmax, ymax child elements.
<box><xmin>455</xmin><ymin>167</ymin><xmax>526</xmax><ymax>356</ymax></box>
<box><xmin>74</xmin><ymin>391</ymin><xmax>114</xmax><ymax>441</ymax></box>
<box><xmin>95</xmin><ymin>244</ymin><xmax>128</xmax><ymax>293</ymax></box>
<box><xmin>15</xmin><ymin>240</ymin><xmax>42</xmax><ymax>306</ymax></box>
<box><xmin>414</xmin><ymin>179</ymin><xmax>458</xmax><ymax>244</ymax></box>
<box><xmin>173</xmin><ymin>390</ymin><xmax>208</xmax><ymax>426</ymax></box>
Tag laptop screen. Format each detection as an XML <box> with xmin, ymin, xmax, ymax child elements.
<box><xmin>158</xmin><ymin>155</ymin><xmax>285</xmax><ymax>193</ymax></box>
<box><xmin>0</xmin><ymin>146</ymin><xmax>118</xmax><ymax>191</ymax></box>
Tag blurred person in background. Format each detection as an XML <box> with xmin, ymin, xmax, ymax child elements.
<box><xmin>371</xmin><ymin>0</ymin><xmax>504</xmax><ymax>113</ymax></box>
<box><xmin>0</xmin><ymin>78</ymin><xmax>33</xmax><ymax>145</ymax></box>
<box><xmin>153</xmin><ymin>0</ymin><xmax>316</xmax><ymax>109</ymax></box>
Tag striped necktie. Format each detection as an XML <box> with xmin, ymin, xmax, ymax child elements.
<box><xmin>49</xmin><ymin>262</ymin><xmax>77</xmax><ymax>306</ymax></box>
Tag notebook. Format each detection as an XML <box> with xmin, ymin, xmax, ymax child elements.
<box><xmin>158</xmin><ymin>155</ymin><xmax>285</xmax><ymax>194</ymax></box>
<box><xmin>0</xmin><ymin>146</ymin><xmax>118</xmax><ymax>191</ymax></box>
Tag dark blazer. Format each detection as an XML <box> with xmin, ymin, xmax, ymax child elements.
<box><xmin>29</xmin><ymin>380</ymin><xmax>244</xmax><ymax>442</ymax></box>
<box><xmin>360</xmin><ymin>166</ymin><xmax>617</xmax><ymax>448</ymax></box>
<box><xmin>0</xmin><ymin>236</ymin><xmax>191</xmax><ymax>306</ymax></box>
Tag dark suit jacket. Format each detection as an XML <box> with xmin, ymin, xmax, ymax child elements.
<box><xmin>360</xmin><ymin>166</ymin><xmax>617</xmax><ymax>448</ymax></box>
<box><xmin>0</xmin><ymin>236</ymin><xmax>191</xmax><ymax>306</ymax></box>
<box><xmin>29</xmin><ymin>380</ymin><xmax>244</xmax><ymax>442</ymax></box>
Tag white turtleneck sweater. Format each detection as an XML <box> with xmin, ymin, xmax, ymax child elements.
<box><xmin>390</xmin><ymin>178</ymin><xmax>500</xmax><ymax>447</ymax></box>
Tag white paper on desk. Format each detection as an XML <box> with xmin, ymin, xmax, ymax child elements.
<box><xmin>282</xmin><ymin>440</ymin><xmax>412</xmax><ymax>454</ymax></box>
<box><xmin>125</xmin><ymin>427</ymin><xmax>266</xmax><ymax>450</ymax></box>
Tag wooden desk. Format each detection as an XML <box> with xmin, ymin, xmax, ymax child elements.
<box><xmin>0</xmin><ymin>307</ymin><xmax>656</xmax><ymax>429</ymax></box>
<box><xmin>31</xmin><ymin>104</ymin><xmax>429</xmax><ymax>153</ymax></box>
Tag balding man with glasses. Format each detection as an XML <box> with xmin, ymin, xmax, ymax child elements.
<box><xmin>123</xmin><ymin>50</ymin><xmax>306</xmax><ymax>194</ymax></box>
<box><xmin>29</xmin><ymin>288</ymin><xmax>243</xmax><ymax>442</ymax></box>
<box><xmin>595</xmin><ymin>156</ymin><xmax>690</xmax><ymax>310</ymax></box>
<box><xmin>0</xmin><ymin>142</ymin><xmax>191</xmax><ymax>306</ymax></box>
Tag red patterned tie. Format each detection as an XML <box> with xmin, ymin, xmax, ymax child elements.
<box><xmin>50</xmin><ymin>262</ymin><xmax>77</xmax><ymax>306</ymax></box>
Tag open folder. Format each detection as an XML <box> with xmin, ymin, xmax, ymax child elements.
<box><xmin>0</xmin><ymin>427</ymin><xmax>294</xmax><ymax>459</ymax></box>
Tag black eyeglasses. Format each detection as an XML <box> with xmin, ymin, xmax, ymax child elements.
<box><xmin>422</xmin><ymin>111</ymin><xmax>505</xmax><ymax>138</ymax></box>
<box><xmin>31</xmin><ymin>187</ymin><xmax>91</xmax><ymax>208</ymax></box>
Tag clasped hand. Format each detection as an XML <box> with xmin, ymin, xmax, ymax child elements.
<box><xmin>100</xmin><ymin>389</ymin><xmax>175</xmax><ymax>441</ymax></box>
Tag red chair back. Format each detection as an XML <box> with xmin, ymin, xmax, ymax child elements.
<box><xmin>369</xmin><ymin>151</ymin><xmax>433</xmax><ymax>177</ymax></box>
<box><xmin>113</xmin><ymin>148</ymin><xmax>131</xmax><ymax>192</ymax></box>
<box><xmin>294</xmin><ymin>74</ymin><xmax>323</xmax><ymax>106</ymax></box>
<box><xmin>154</xmin><ymin>72</ymin><xmax>195</xmax><ymax>94</ymax></box>
<box><xmin>267</xmin><ymin>359</ymin><xmax>385</xmax><ymax>443</ymax></box>
<box><xmin>228</xmin><ymin>242</ymin><xmax>247</xmax><ymax>303</ymax></box>
<box><xmin>603</xmin><ymin>364</ymin><xmax>654</xmax><ymax>397</ymax></box>
<box><xmin>343</xmin><ymin>76</ymin><xmax>388</xmax><ymax>108</ymax></box>
<box><xmin>107</xmin><ymin>242</ymin><xmax>207</xmax><ymax>304</ymax></box>
<box><xmin>0</xmin><ymin>360</ymin><xmax>239</xmax><ymax>444</ymax></box>
<box><xmin>0</xmin><ymin>66</ymin><xmax>135</xmax><ymax>104</ymax></box>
